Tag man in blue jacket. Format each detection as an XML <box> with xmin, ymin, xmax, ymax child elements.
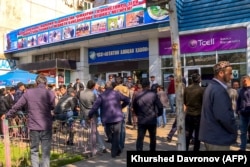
<box><xmin>199</xmin><ymin>61</ymin><xmax>237</xmax><ymax>151</ymax></box>
<box><xmin>88</xmin><ymin>81</ymin><xmax>130</xmax><ymax>158</ymax></box>
<box><xmin>2</xmin><ymin>74</ymin><xmax>55</xmax><ymax>167</ymax></box>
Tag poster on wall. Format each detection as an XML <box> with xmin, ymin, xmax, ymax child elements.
<box><xmin>76</xmin><ymin>22</ymin><xmax>90</xmax><ymax>37</ymax></box>
<box><xmin>4</xmin><ymin>0</ymin><xmax>169</xmax><ymax>53</ymax></box>
<box><xmin>232</xmin><ymin>70</ymin><xmax>239</xmax><ymax>79</ymax></box>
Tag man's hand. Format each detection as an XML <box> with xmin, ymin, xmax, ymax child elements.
<box><xmin>1</xmin><ymin>114</ymin><xmax>6</xmax><ymax>120</ymax></box>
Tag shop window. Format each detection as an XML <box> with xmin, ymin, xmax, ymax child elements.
<box><xmin>161</xmin><ymin>56</ymin><xmax>184</xmax><ymax>68</ymax></box>
<box><xmin>218</xmin><ymin>51</ymin><xmax>246</xmax><ymax>63</ymax></box>
<box><xmin>186</xmin><ymin>54</ymin><xmax>216</xmax><ymax>66</ymax></box>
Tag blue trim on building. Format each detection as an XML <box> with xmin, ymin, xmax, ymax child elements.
<box><xmin>6</xmin><ymin>21</ymin><xmax>169</xmax><ymax>54</ymax></box>
<box><xmin>179</xmin><ymin>0</ymin><xmax>250</xmax><ymax>31</ymax></box>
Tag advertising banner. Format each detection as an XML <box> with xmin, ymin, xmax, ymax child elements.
<box><xmin>159</xmin><ymin>27</ymin><xmax>247</xmax><ymax>55</ymax></box>
<box><xmin>88</xmin><ymin>41</ymin><xmax>148</xmax><ymax>64</ymax></box>
<box><xmin>5</xmin><ymin>0</ymin><xmax>169</xmax><ymax>53</ymax></box>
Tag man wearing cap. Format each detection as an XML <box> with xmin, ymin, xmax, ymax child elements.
<box><xmin>184</xmin><ymin>73</ymin><xmax>204</xmax><ymax>151</ymax></box>
<box><xmin>199</xmin><ymin>61</ymin><xmax>237</xmax><ymax>151</ymax></box>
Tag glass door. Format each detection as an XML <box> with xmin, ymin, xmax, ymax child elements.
<box><xmin>184</xmin><ymin>67</ymin><xmax>201</xmax><ymax>86</ymax></box>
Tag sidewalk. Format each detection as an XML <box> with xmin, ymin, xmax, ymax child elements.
<box><xmin>64</xmin><ymin>114</ymin><xmax>248</xmax><ymax>167</ymax></box>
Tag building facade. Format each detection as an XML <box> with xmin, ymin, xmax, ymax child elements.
<box><xmin>3</xmin><ymin>0</ymin><xmax>250</xmax><ymax>87</ymax></box>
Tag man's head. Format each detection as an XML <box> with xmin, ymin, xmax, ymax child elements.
<box><xmin>213</xmin><ymin>61</ymin><xmax>232</xmax><ymax>83</ymax></box>
<box><xmin>59</xmin><ymin>85</ymin><xmax>67</xmax><ymax>95</ymax></box>
<box><xmin>191</xmin><ymin>73</ymin><xmax>201</xmax><ymax>84</ymax></box>
<box><xmin>127</xmin><ymin>76</ymin><xmax>132</xmax><ymax>82</ymax></box>
<box><xmin>105</xmin><ymin>81</ymin><xmax>113</xmax><ymax>89</ymax></box>
<box><xmin>115</xmin><ymin>76</ymin><xmax>123</xmax><ymax>85</ymax></box>
<box><xmin>36</xmin><ymin>74</ymin><xmax>47</xmax><ymax>85</ymax></box>
<box><xmin>17</xmin><ymin>82</ymin><xmax>25</xmax><ymax>91</ymax></box>
<box><xmin>232</xmin><ymin>80</ymin><xmax>240</xmax><ymax>90</ymax></box>
<box><xmin>86</xmin><ymin>80</ymin><xmax>96</xmax><ymax>90</ymax></box>
<box><xmin>241</xmin><ymin>76</ymin><xmax>250</xmax><ymax>87</ymax></box>
<box><xmin>76</xmin><ymin>78</ymin><xmax>80</xmax><ymax>83</ymax></box>
<box><xmin>168</xmin><ymin>75</ymin><xmax>174</xmax><ymax>81</ymax></box>
<box><xmin>150</xmin><ymin>76</ymin><xmax>155</xmax><ymax>82</ymax></box>
<box><xmin>9</xmin><ymin>87</ymin><xmax>16</xmax><ymax>94</ymax></box>
<box><xmin>109</xmin><ymin>75</ymin><xmax>113</xmax><ymax>81</ymax></box>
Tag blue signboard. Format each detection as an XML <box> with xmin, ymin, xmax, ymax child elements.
<box><xmin>4</xmin><ymin>0</ymin><xmax>169</xmax><ymax>53</ymax></box>
<box><xmin>88</xmin><ymin>41</ymin><xmax>148</xmax><ymax>64</ymax></box>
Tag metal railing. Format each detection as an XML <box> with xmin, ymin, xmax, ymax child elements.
<box><xmin>1</xmin><ymin>115</ymin><xmax>96</xmax><ymax>167</ymax></box>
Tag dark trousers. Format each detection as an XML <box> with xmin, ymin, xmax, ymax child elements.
<box><xmin>30</xmin><ymin>130</ymin><xmax>52</xmax><ymax>167</ymax></box>
<box><xmin>136</xmin><ymin>124</ymin><xmax>157</xmax><ymax>151</ymax></box>
<box><xmin>185</xmin><ymin>114</ymin><xmax>201</xmax><ymax>151</ymax></box>
<box><xmin>167</xmin><ymin>118</ymin><xmax>177</xmax><ymax>139</ymax></box>
<box><xmin>106</xmin><ymin>121</ymin><xmax>122</xmax><ymax>158</ymax></box>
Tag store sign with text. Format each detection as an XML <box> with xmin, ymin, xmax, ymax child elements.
<box><xmin>88</xmin><ymin>41</ymin><xmax>148</xmax><ymax>64</ymax></box>
<box><xmin>159</xmin><ymin>27</ymin><xmax>247</xmax><ymax>55</ymax></box>
<box><xmin>5</xmin><ymin>0</ymin><xmax>169</xmax><ymax>53</ymax></box>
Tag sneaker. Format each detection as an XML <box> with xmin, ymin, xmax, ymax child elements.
<box><xmin>166</xmin><ymin>136</ymin><xmax>172</xmax><ymax>142</ymax></box>
<box><xmin>102</xmin><ymin>149</ymin><xmax>108</xmax><ymax>153</ymax></box>
<box><xmin>116</xmin><ymin>149</ymin><xmax>122</xmax><ymax>156</ymax></box>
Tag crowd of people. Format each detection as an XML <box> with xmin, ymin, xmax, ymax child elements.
<box><xmin>0</xmin><ymin>61</ymin><xmax>250</xmax><ymax>166</ymax></box>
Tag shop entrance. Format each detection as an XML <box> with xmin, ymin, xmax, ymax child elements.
<box><xmin>184</xmin><ymin>66</ymin><xmax>214</xmax><ymax>87</ymax></box>
<box><xmin>106</xmin><ymin>71</ymin><xmax>131</xmax><ymax>82</ymax></box>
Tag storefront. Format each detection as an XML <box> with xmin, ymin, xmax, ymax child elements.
<box><xmin>159</xmin><ymin>27</ymin><xmax>247</xmax><ymax>87</ymax></box>
<box><xmin>88</xmin><ymin>41</ymin><xmax>149</xmax><ymax>83</ymax></box>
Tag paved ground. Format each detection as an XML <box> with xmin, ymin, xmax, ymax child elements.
<box><xmin>63</xmin><ymin>114</ymin><xmax>249</xmax><ymax>167</ymax></box>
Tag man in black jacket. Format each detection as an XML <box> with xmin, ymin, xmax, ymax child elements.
<box><xmin>73</xmin><ymin>78</ymin><xmax>84</xmax><ymax>93</ymax></box>
<box><xmin>132</xmin><ymin>80</ymin><xmax>163</xmax><ymax>151</ymax></box>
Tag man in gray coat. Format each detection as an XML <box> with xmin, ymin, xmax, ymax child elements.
<box><xmin>199</xmin><ymin>61</ymin><xmax>237</xmax><ymax>150</ymax></box>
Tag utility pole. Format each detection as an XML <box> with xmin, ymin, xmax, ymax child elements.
<box><xmin>168</xmin><ymin>0</ymin><xmax>186</xmax><ymax>151</ymax></box>
<box><xmin>146</xmin><ymin>0</ymin><xmax>185</xmax><ymax>150</ymax></box>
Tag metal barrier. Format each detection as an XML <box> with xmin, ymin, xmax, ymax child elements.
<box><xmin>0</xmin><ymin>115</ymin><xmax>96</xmax><ymax>167</ymax></box>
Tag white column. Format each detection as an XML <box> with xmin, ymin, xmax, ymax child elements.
<box><xmin>148</xmin><ymin>38</ymin><xmax>162</xmax><ymax>84</ymax></box>
<box><xmin>73</xmin><ymin>47</ymin><xmax>90</xmax><ymax>86</ymax></box>
<box><xmin>247</xmin><ymin>24</ymin><xmax>250</xmax><ymax>75</ymax></box>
